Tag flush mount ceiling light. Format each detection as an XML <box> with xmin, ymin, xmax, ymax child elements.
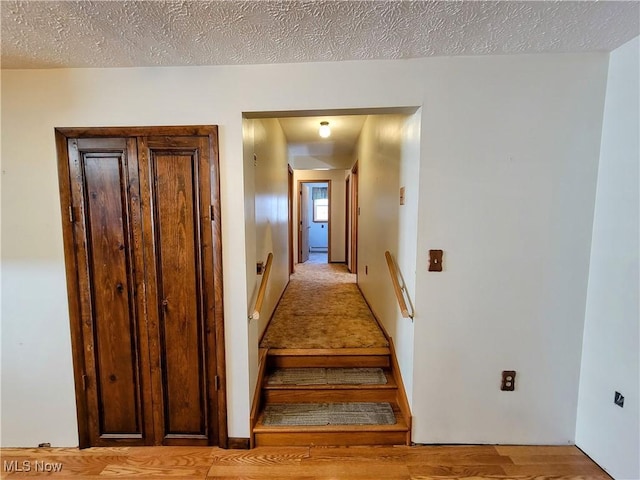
<box><xmin>318</xmin><ymin>121</ymin><xmax>331</xmax><ymax>138</ymax></box>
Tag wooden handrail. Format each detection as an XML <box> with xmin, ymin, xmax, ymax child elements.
<box><xmin>250</xmin><ymin>252</ymin><xmax>273</xmax><ymax>321</ymax></box>
<box><xmin>385</xmin><ymin>251</ymin><xmax>413</xmax><ymax>319</ymax></box>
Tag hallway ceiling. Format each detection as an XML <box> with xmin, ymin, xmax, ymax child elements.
<box><xmin>279</xmin><ymin>115</ymin><xmax>366</xmax><ymax>170</ymax></box>
<box><xmin>2</xmin><ymin>1</ymin><xmax>639</xmax><ymax>69</ymax></box>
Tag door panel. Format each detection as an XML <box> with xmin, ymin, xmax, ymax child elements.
<box><xmin>84</xmin><ymin>155</ymin><xmax>140</xmax><ymax>436</ymax></box>
<box><xmin>153</xmin><ymin>152</ymin><xmax>206</xmax><ymax>438</ymax></box>
<box><xmin>143</xmin><ymin>136</ymin><xmax>217</xmax><ymax>445</ymax></box>
<box><xmin>69</xmin><ymin>138</ymin><xmax>148</xmax><ymax>445</ymax></box>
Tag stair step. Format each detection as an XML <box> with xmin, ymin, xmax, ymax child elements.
<box><xmin>253</xmin><ymin>428</ymin><xmax>409</xmax><ymax>447</ymax></box>
<box><xmin>261</xmin><ymin>402</ymin><xmax>396</xmax><ymax>427</ymax></box>
<box><xmin>253</xmin><ymin>403</ymin><xmax>409</xmax><ymax>447</ymax></box>
<box><xmin>265</xmin><ymin>367</ymin><xmax>390</xmax><ymax>386</ymax></box>
<box><xmin>268</xmin><ymin>348</ymin><xmax>391</xmax><ymax>368</ymax></box>
<box><xmin>264</xmin><ymin>387</ymin><xmax>397</xmax><ymax>403</ymax></box>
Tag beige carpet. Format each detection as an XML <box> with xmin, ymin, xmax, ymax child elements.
<box><xmin>260</xmin><ymin>262</ymin><xmax>389</xmax><ymax>349</ymax></box>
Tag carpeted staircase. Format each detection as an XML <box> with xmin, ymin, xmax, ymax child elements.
<box><xmin>251</xmin><ymin>347</ymin><xmax>411</xmax><ymax>447</ymax></box>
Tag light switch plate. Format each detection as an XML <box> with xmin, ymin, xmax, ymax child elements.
<box><xmin>429</xmin><ymin>249</ymin><xmax>443</xmax><ymax>271</ymax></box>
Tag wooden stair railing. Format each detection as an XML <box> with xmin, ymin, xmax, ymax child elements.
<box><xmin>250</xmin><ymin>252</ymin><xmax>273</xmax><ymax>321</ymax></box>
<box><xmin>384</xmin><ymin>251</ymin><xmax>414</xmax><ymax>319</ymax></box>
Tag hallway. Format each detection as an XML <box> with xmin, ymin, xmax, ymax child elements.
<box><xmin>260</xmin><ymin>261</ymin><xmax>388</xmax><ymax>350</ymax></box>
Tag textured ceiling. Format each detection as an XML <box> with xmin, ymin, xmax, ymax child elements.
<box><xmin>2</xmin><ymin>1</ymin><xmax>639</xmax><ymax>69</ymax></box>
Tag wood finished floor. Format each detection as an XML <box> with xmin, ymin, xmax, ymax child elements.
<box><xmin>0</xmin><ymin>445</ymin><xmax>611</xmax><ymax>479</ymax></box>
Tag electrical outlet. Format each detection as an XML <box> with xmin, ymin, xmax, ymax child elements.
<box><xmin>501</xmin><ymin>370</ymin><xmax>516</xmax><ymax>391</ymax></box>
<box><xmin>614</xmin><ymin>391</ymin><xmax>624</xmax><ymax>408</ymax></box>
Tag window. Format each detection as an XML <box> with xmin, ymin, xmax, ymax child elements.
<box><xmin>313</xmin><ymin>198</ymin><xmax>328</xmax><ymax>222</ymax></box>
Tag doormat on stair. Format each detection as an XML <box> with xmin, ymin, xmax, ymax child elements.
<box><xmin>262</xmin><ymin>402</ymin><xmax>396</xmax><ymax>426</ymax></box>
<box><xmin>267</xmin><ymin>368</ymin><xmax>387</xmax><ymax>386</ymax></box>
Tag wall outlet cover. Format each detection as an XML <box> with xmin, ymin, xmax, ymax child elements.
<box><xmin>614</xmin><ymin>391</ymin><xmax>624</xmax><ymax>408</ymax></box>
<box><xmin>501</xmin><ymin>370</ymin><xmax>516</xmax><ymax>391</ymax></box>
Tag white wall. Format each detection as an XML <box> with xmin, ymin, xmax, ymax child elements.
<box><xmin>293</xmin><ymin>170</ymin><xmax>347</xmax><ymax>263</ymax></box>
<box><xmin>576</xmin><ymin>37</ymin><xmax>640</xmax><ymax>480</ymax></box>
<box><xmin>353</xmin><ymin>114</ymin><xmax>419</xmax><ymax>404</ymax></box>
<box><xmin>396</xmin><ymin>112</ymin><xmax>422</xmax><ymax>404</ymax></box>
<box><xmin>244</xmin><ymin>117</ymin><xmax>291</xmax><ymax>401</ymax></box>
<box><xmin>412</xmin><ymin>55</ymin><xmax>607</xmax><ymax>444</ymax></box>
<box><xmin>1</xmin><ymin>52</ymin><xmax>608</xmax><ymax>446</ymax></box>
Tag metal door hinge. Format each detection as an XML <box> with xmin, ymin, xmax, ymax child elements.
<box><xmin>69</xmin><ymin>205</ymin><xmax>81</xmax><ymax>223</ymax></box>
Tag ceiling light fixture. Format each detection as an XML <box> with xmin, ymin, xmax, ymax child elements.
<box><xmin>318</xmin><ymin>121</ymin><xmax>331</xmax><ymax>138</ymax></box>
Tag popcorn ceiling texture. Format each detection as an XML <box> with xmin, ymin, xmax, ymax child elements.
<box><xmin>2</xmin><ymin>1</ymin><xmax>639</xmax><ymax>69</ymax></box>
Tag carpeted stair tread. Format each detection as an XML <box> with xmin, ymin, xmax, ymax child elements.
<box><xmin>266</xmin><ymin>367</ymin><xmax>387</xmax><ymax>386</ymax></box>
<box><xmin>262</xmin><ymin>402</ymin><xmax>396</xmax><ymax>426</ymax></box>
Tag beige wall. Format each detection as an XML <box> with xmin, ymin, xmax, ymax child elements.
<box><xmin>243</xmin><ymin>118</ymin><xmax>291</xmax><ymax>398</ymax></box>
<box><xmin>352</xmin><ymin>113</ymin><xmax>420</xmax><ymax>403</ymax></box>
<box><xmin>1</xmin><ymin>51</ymin><xmax>608</xmax><ymax>446</ymax></box>
<box><xmin>247</xmin><ymin>118</ymin><xmax>290</xmax><ymax>336</ymax></box>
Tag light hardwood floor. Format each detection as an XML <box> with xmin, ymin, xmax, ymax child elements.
<box><xmin>0</xmin><ymin>445</ymin><xmax>610</xmax><ymax>479</ymax></box>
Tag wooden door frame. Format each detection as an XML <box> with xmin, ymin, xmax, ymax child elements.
<box><xmin>349</xmin><ymin>162</ymin><xmax>359</xmax><ymax>274</ymax></box>
<box><xmin>288</xmin><ymin>165</ymin><xmax>294</xmax><ymax>275</ymax></box>
<box><xmin>297</xmin><ymin>179</ymin><xmax>331</xmax><ymax>263</ymax></box>
<box><xmin>55</xmin><ymin>126</ymin><xmax>227</xmax><ymax>448</ymax></box>
<box><xmin>345</xmin><ymin>176</ymin><xmax>350</xmax><ymax>266</ymax></box>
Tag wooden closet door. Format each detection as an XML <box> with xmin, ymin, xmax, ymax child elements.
<box><xmin>65</xmin><ymin>137</ymin><xmax>153</xmax><ymax>446</ymax></box>
<box><xmin>138</xmin><ymin>135</ymin><xmax>220</xmax><ymax>446</ymax></box>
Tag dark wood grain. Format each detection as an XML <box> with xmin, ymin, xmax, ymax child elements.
<box><xmin>55</xmin><ymin>129</ymin><xmax>90</xmax><ymax>448</ymax></box>
<box><xmin>56</xmin><ymin>126</ymin><xmax>219</xmax><ymax>138</ymax></box>
<box><xmin>143</xmin><ymin>134</ymin><xmax>222</xmax><ymax>446</ymax></box>
<box><xmin>55</xmin><ymin>127</ymin><xmax>226</xmax><ymax>448</ymax></box>
<box><xmin>153</xmin><ymin>149</ymin><xmax>206</xmax><ymax>438</ymax></box>
<box><xmin>349</xmin><ymin>162</ymin><xmax>358</xmax><ymax>274</ymax></box>
<box><xmin>83</xmin><ymin>153</ymin><xmax>140</xmax><ymax>436</ymax></box>
<box><xmin>207</xmin><ymin>127</ymin><xmax>228</xmax><ymax>449</ymax></box>
<box><xmin>63</xmin><ymin>137</ymin><xmax>148</xmax><ymax>446</ymax></box>
<box><xmin>124</xmin><ymin>137</ymin><xmax>156</xmax><ymax>446</ymax></box>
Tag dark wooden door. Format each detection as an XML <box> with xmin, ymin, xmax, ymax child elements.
<box><xmin>65</xmin><ymin>137</ymin><xmax>153</xmax><ymax>446</ymax></box>
<box><xmin>139</xmin><ymin>136</ymin><xmax>220</xmax><ymax>446</ymax></box>
<box><xmin>56</xmin><ymin>127</ymin><xmax>226</xmax><ymax>448</ymax></box>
